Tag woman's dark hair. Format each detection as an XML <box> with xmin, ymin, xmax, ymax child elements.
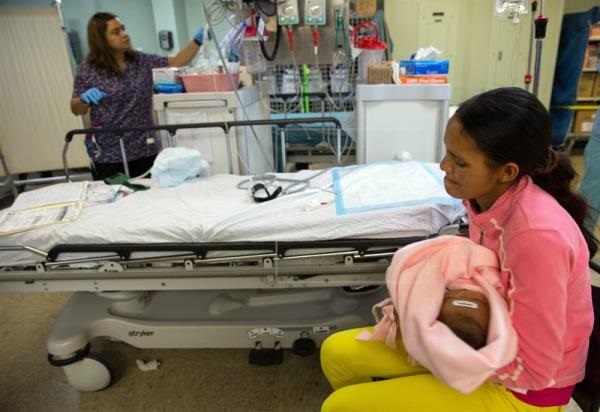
<box><xmin>454</xmin><ymin>87</ymin><xmax>597</xmax><ymax>256</ymax></box>
<box><xmin>86</xmin><ymin>12</ymin><xmax>135</xmax><ymax>76</ymax></box>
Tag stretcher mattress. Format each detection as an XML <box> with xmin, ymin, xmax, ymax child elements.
<box><xmin>0</xmin><ymin>161</ymin><xmax>464</xmax><ymax>266</ymax></box>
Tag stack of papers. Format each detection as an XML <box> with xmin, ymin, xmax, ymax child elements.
<box><xmin>0</xmin><ymin>182</ymin><xmax>87</xmax><ymax>236</ymax></box>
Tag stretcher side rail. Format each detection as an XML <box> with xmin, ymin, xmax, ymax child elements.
<box><xmin>45</xmin><ymin>237</ymin><xmax>424</xmax><ymax>262</ymax></box>
<box><xmin>0</xmin><ymin>260</ymin><xmax>390</xmax><ymax>287</ymax></box>
<box><xmin>62</xmin><ymin>117</ymin><xmax>343</xmax><ymax>179</ymax></box>
<box><xmin>0</xmin><ymin>237</ymin><xmax>429</xmax><ymax>292</ymax></box>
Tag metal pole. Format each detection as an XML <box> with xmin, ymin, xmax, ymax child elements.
<box><xmin>13</xmin><ymin>174</ymin><xmax>88</xmax><ymax>186</ymax></box>
<box><xmin>532</xmin><ymin>11</ymin><xmax>549</xmax><ymax>97</ymax></box>
<box><xmin>0</xmin><ymin>145</ymin><xmax>17</xmax><ymax>198</ymax></box>
<box><xmin>62</xmin><ymin>141</ymin><xmax>71</xmax><ymax>182</ymax></box>
<box><xmin>321</xmin><ymin>98</ymin><xmax>325</xmax><ymax>142</ymax></box>
<box><xmin>336</xmin><ymin>128</ymin><xmax>342</xmax><ymax>165</ymax></box>
<box><xmin>280</xmin><ymin>128</ymin><xmax>287</xmax><ymax>172</ymax></box>
<box><xmin>118</xmin><ymin>136</ymin><xmax>130</xmax><ymax>177</ymax></box>
<box><xmin>224</xmin><ymin>130</ymin><xmax>234</xmax><ymax>174</ymax></box>
<box><xmin>532</xmin><ymin>39</ymin><xmax>543</xmax><ymax>96</ymax></box>
<box><xmin>524</xmin><ymin>1</ymin><xmax>537</xmax><ymax>91</ymax></box>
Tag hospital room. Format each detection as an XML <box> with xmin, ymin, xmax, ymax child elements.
<box><xmin>1</xmin><ymin>0</ymin><xmax>600</xmax><ymax>410</ymax></box>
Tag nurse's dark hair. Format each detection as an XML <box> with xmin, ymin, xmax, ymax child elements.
<box><xmin>86</xmin><ymin>12</ymin><xmax>135</xmax><ymax>76</ymax></box>
<box><xmin>454</xmin><ymin>87</ymin><xmax>597</xmax><ymax>256</ymax></box>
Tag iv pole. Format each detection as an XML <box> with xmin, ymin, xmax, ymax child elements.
<box><xmin>524</xmin><ymin>1</ymin><xmax>537</xmax><ymax>91</ymax></box>
<box><xmin>532</xmin><ymin>0</ymin><xmax>548</xmax><ymax>97</ymax></box>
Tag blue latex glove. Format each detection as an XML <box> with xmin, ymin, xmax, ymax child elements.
<box><xmin>193</xmin><ymin>27</ymin><xmax>205</xmax><ymax>46</ymax></box>
<box><xmin>80</xmin><ymin>87</ymin><xmax>107</xmax><ymax>105</ymax></box>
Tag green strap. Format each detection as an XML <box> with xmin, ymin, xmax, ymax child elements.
<box><xmin>104</xmin><ymin>173</ymin><xmax>149</xmax><ymax>191</ymax></box>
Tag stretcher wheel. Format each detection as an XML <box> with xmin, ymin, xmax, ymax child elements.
<box><xmin>61</xmin><ymin>352</ymin><xmax>115</xmax><ymax>392</ymax></box>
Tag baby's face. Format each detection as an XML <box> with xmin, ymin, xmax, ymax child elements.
<box><xmin>439</xmin><ymin>289</ymin><xmax>490</xmax><ymax>329</ymax></box>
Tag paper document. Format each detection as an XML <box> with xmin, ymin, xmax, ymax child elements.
<box><xmin>0</xmin><ymin>182</ymin><xmax>87</xmax><ymax>236</ymax></box>
<box><xmin>0</xmin><ymin>203</ymin><xmax>81</xmax><ymax>236</ymax></box>
<box><xmin>11</xmin><ymin>182</ymin><xmax>87</xmax><ymax>209</ymax></box>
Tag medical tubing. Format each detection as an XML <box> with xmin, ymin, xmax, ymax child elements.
<box><xmin>288</xmin><ymin>46</ymin><xmax>303</xmax><ymax>113</ymax></box>
<box><xmin>311</xmin><ymin>54</ymin><xmax>355</xmax><ymax>164</ymax></box>
<box><xmin>259</xmin><ymin>21</ymin><xmax>282</xmax><ymax>61</ymax></box>
<box><xmin>205</xmin><ymin>0</ymin><xmax>240</xmax><ymax>26</ymax></box>
<box><xmin>252</xmin><ymin>0</ymin><xmax>277</xmax><ymax>17</ymax></box>
<box><xmin>236</xmin><ymin>167</ymin><xmax>332</xmax><ymax>194</ymax></box>
<box><xmin>204</xmin><ymin>3</ymin><xmax>275</xmax><ymax>172</ymax></box>
<box><xmin>62</xmin><ymin>118</ymin><xmax>342</xmax><ymax>178</ymax></box>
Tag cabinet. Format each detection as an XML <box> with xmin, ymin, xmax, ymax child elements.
<box><xmin>152</xmin><ymin>86</ymin><xmax>273</xmax><ymax>175</ymax></box>
<box><xmin>354</xmin><ymin>83</ymin><xmax>451</xmax><ymax>163</ymax></box>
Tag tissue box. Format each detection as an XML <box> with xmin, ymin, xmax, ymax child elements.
<box><xmin>399</xmin><ymin>60</ymin><xmax>449</xmax><ymax>75</ymax></box>
<box><xmin>368</xmin><ymin>63</ymin><xmax>392</xmax><ymax>84</ymax></box>
<box><xmin>152</xmin><ymin>67</ymin><xmax>182</xmax><ymax>85</ymax></box>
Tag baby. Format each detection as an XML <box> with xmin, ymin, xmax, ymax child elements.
<box><xmin>437</xmin><ymin>289</ymin><xmax>490</xmax><ymax>350</ymax></box>
<box><xmin>356</xmin><ymin>236</ymin><xmax>518</xmax><ymax>393</ymax></box>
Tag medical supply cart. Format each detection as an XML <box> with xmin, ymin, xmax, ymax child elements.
<box><xmin>354</xmin><ymin>83</ymin><xmax>451</xmax><ymax>163</ymax></box>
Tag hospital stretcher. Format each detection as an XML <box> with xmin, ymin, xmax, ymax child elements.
<box><xmin>0</xmin><ymin>119</ymin><xmax>465</xmax><ymax>392</ymax></box>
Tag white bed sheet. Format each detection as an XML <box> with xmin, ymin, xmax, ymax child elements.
<box><xmin>0</xmin><ymin>162</ymin><xmax>464</xmax><ymax>266</ymax></box>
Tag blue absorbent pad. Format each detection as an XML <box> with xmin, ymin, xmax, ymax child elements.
<box><xmin>332</xmin><ymin>161</ymin><xmax>460</xmax><ymax>216</ymax></box>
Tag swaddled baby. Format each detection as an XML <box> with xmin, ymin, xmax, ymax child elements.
<box><xmin>357</xmin><ymin>235</ymin><xmax>518</xmax><ymax>394</ymax></box>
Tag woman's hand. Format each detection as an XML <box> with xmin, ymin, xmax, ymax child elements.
<box><xmin>80</xmin><ymin>87</ymin><xmax>107</xmax><ymax>105</ymax></box>
<box><xmin>193</xmin><ymin>27</ymin><xmax>205</xmax><ymax>46</ymax></box>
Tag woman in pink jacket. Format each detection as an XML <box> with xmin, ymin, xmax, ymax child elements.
<box><xmin>320</xmin><ymin>87</ymin><xmax>596</xmax><ymax>411</ymax></box>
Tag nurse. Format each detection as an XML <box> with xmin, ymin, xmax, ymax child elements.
<box><xmin>320</xmin><ymin>87</ymin><xmax>595</xmax><ymax>411</ymax></box>
<box><xmin>71</xmin><ymin>12</ymin><xmax>204</xmax><ymax>180</ymax></box>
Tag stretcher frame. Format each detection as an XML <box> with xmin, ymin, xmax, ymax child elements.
<box><xmin>0</xmin><ymin>118</ymin><xmax>462</xmax><ymax>391</ymax></box>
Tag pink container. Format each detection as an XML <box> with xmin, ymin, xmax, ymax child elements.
<box><xmin>181</xmin><ymin>73</ymin><xmax>240</xmax><ymax>92</ymax></box>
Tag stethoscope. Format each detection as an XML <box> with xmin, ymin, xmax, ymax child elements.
<box><xmin>237</xmin><ymin>168</ymin><xmax>334</xmax><ymax>203</ymax></box>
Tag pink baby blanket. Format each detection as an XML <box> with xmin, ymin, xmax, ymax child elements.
<box><xmin>357</xmin><ymin>235</ymin><xmax>518</xmax><ymax>393</ymax></box>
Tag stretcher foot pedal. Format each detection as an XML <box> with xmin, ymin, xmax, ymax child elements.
<box><xmin>292</xmin><ymin>333</ymin><xmax>316</xmax><ymax>357</ymax></box>
<box><xmin>249</xmin><ymin>341</ymin><xmax>283</xmax><ymax>365</ymax></box>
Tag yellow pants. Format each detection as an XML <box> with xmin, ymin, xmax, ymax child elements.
<box><xmin>320</xmin><ymin>328</ymin><xmax>564</xmax><ymax>412</ymax></box>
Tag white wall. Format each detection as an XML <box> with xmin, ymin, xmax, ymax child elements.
<box><xmin>151</xmin><ymin>0</ymin><xmax>181</xmax><ymax>55</ymax></box>
<box><xmin>384</xmin><ymin>0</ymin><xmax>565</xmax><ymax>107</ymax></box>
<box><xmin>0</xmin><ymin>0</ymin><xmax>160</xmax><ymax>58</ymax></box>
<box><xmin>564</xmin><ymin>0</ymin><xmax>598</xmax><ymax>14</ymax></box>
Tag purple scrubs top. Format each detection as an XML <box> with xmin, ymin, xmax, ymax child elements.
<box><xmin>72</xmin><ymin>51</ymin><xmax>168</xmax><ymax>163</ymax></box>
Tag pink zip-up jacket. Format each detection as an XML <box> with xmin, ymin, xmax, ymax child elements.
<box><xmin>466</xmin><ymin>176</ymin><xmax>593</xmax><ymax>392</ymax></box>
<box><xmin>356</xmin><ymin>235</ymin><xmax>519</xmax><ymax>394</ymax></box>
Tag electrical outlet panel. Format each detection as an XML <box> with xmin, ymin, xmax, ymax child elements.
<box><xmin>304</xmin><ymin>0</ymin><xmax>326</xmax><ymax>25</ymax></box>
<box><xmin>277</xmin><ymin>0</ymin><xmax>299</xmax><ymax>25</ymax></box>
<box><xmin>332</xmin><ymin>0</ymin><xmax>349</xmax><ymax>16</ymax></box>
